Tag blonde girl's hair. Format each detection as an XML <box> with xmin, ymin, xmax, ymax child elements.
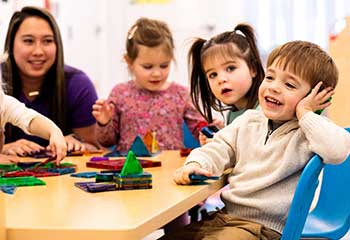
<box><xmin>125</xmin><ymin>17</ymin><xmax>175</xmax><ymax>62</ymax></box>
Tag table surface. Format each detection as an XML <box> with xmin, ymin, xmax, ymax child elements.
<box><xmin>5</xmin><ymin>150</ymin><xmax>225</xmax><ymax>240</ymax></box>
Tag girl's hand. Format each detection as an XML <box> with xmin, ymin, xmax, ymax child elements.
<box><xmin>212</xmin><ymin>118</ymin><xmax>225</xmax><ymax>129</ymax></box>
<box><xmin>296</xmin><ymin>81</ymin><xmax>334</xmax><ymax>119</ymax></box>
<box><xmin>0</xmin><ymin>154</ymin><xmax>19</xmax><ymax>164</ymax></box>
<box><xmin>2</xmin><ymin>139</ymin><xmax>44</xmax><ymax>156</ymax></box>
<box><xmin>92</xmin><ymin>99</ymin><xmax>115</xmax><ymax>125</ymax></box>
<box><xmin>47</xmin><ymin>130</ymin><xmax>67</xmax><ymax>164</ymax></box>
<box><xmin>173</xmin><ymin>162</ymin><xmax>212</xmax><ymax>185</ymax></box>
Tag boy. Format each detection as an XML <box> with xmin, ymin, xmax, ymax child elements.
<box><xmin>163</xmin><ymin>41</ymin><xmax>350</xmax><ymax>239</ymax></box>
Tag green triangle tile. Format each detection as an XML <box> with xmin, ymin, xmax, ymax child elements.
<box><xmin>120</xmin><ymin>151</ymin><xmax>143</xmax><ymax>176</ymax></box>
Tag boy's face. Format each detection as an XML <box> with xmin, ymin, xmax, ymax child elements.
<box><xmin>258</xmin><ymin>61</ymin><xmax>311</xmax><ymax>122</ymax></box>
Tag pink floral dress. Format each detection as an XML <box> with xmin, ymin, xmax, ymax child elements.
<box><xmin>96</xmin><ymin>80</ymin><xmax>206</xmax><ymax>152</ymax></box>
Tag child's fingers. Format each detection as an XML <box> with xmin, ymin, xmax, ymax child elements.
<box><xmin>311</xmin><ymin>81</ymin><xmax>323</xmax><ymax>95</ymax></box>
<box><xmin>319</xmin><ymin>100</ymin><xmax>332</xmax><ymax>110</ymax></box>
<box><xmin>199</xmin><ymin>132</ymin><xmax>208</xmax><ymax>146</ymax></box>
<box><xmin>54</xmin><ymin>144</ymin><xmax>67</xmax><ymax>164</ymax></box>
<box><xmin>212</xmin><ymin>118</ymin><xmax>224</xmax><ymax>128</ymax></box>
<box><xmin>316</xmin><ymin>87</ymin><xmax>334</xmax><ymax>100</ymax></box>
<box><xmin>173</xmin><ymin>163</ymin><xmax>210</xmax><ymax>185</ymax></box>
<box><xmin>94</xmin><ymin>99</ymin><xmax>106</xmax><ymax>105</ymax></box>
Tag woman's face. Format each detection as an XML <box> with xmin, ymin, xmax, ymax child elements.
<box><xmin>13</xmin><ymin>16</ymin><xmax>56</xmax><ymax>82</ymax></box>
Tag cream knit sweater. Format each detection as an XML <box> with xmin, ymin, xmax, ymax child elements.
<box><xmin>185</xmin><ymin>109</ymin><xmax>350</xmax><ymax>233</ymax></box>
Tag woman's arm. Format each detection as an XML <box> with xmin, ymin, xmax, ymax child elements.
<box><xmin>70</xmin><ymin>123</ymin><xmax>101</xmax><ymax>151</ymax></box>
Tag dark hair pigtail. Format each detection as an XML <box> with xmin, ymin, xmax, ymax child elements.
<box><xmin>188</xmin><ymin>39</ymin><xmax>213</xmax><ymax>122</ymax></box>
<box><xmin>234</xmin><ymin>24</ymin><xmax>264</xmax><ymax>109</ymax></box>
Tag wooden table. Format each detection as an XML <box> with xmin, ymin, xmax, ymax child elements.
<box><xmin>5</xmin><ymin>150</ymin><xmax>225</xmax><ymax>240</ymax></box>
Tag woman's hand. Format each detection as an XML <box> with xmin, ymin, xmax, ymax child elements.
<box><xmin>2</xmin><ymin>139</ymin><xmax>44</xmax><ymax>156</ymax></box>
<box><xmin>92</xmin><ymin>99</ymin><xmax>115</xmax><ymax>125</ymax></box>
<box><xmin>64</xmin><ymin>134</ymin><xmax>86</xmax><ymax>152</ymax></box>
<box><xmin>173</xmin><ymin>162</ymin><xmax>212</xmax><ymax>185</ymax></box>
<box><xmin>0</xmin><ymin>154</ymin><xmax>19</xmax><ymax>164</ymax></box>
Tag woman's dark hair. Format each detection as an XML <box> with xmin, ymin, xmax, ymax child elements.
<box><xmin>2</xmin><ymin>6</ymin><xmax>67</xmax><ymax>134</ymax></box>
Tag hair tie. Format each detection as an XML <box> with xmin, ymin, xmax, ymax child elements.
<box><xmin>203</xmin><ymin>39</ymin><xmax>210</xmax><ymax>48</ymax></box>
<box><xmin>128</xmin><ymin>26</ymin><xmax>138</xmax><ymax>40</ymax></box>
<box><xmin>235</xmin><ymin>30</ymin><xmax>246</xmax><ymax>38</ymax></box>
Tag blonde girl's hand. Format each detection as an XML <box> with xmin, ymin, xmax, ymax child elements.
<box><xmin>0</xmin><ymin>154</ymin><xmax>19</xmax><ymax>164</ymax></box>
<box><xmin>47</xmin><ymin>130</ymin><xmax>67</xmax><ymax>164</ymax></box>
<box><xmin>199</xmin><ymin>132</ymin><xmax>213</xmax><ymax>146</ymax></box>
<box><xmin>173</xmin><ymin>162</ymin><xmax>212</xmax><ymax>185</ymax></box>
<box><xmin>2</xmin><ymin>139</ymin><xmax>44</xmax><ymax>156</ymax></box>
<box><xmin>296</xmin><ymin>81</ymin><xmax>334</xmax><ymax>119</ymax></box>
<box><xmin>92</xmin><ymin>99</ymin><xmax>115</xmax><ymax>125</ymax></box>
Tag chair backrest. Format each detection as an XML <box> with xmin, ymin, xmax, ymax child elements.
<box><xmin>307</xmin><ymin>149</ymin><xmax>350</xmax><ymax>236</ymax></box>
<box><xmin>281</xmin><ymin>154</ymin><xmax>324</xmax><ymax>240</ymax></box>
<box><xmin>302</xmin><ymin>126</ymin><xmax>350</xmax><ymax>239</ymax></box>
<box><xmin>282</xmin><ymin>127</ymin><xmax>350</xmax><ymax>240</ymax></box>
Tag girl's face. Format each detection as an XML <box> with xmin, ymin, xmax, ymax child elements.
<box><xmin>258</xmin><ymin>61</ymin><xmax>311</xmax><ymax>122</ymax></box>
<box><xmin>13</xmin><ymin>16</ymin><xmax>56</xmax><ymax>83</ymax></box>
<box><xmin>203</xmin><ymin>56</ymin><xmax>255</xmax><ymax>110</ymax></box>
<box><xmin>127</xmin><ymin>44</ymin><xmax>172</xmax><ymax>91</ymax></box>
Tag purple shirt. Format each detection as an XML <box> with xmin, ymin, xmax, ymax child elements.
<box><xmin>5</xmin><ymin>65</ymin><xmax>98</xmax><ymax>146</ymax></box>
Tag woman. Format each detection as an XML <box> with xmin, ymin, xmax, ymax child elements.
<box><xmin>1</xmin><ymin>6</ymin><xmax>99</xmax><ymax>156</ymax></box>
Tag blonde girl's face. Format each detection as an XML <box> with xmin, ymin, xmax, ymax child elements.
<box><xmin>127</xmin><ymin>44</ymin><xmax>172</xmax><ymax>91</ymax></box>
<box><xmin>203</xmin><ymin>55</ymin><xmax>255</xmax><ymax>110</ymax></box>
<box><xmin>258</xmin><ymin>61</ymin><xmax>311</xmax><ymax>122</ymax></box>
<box><xmin>13</xmin><ymin>16</ymin><xmax>56</xmax><ymax>82</ymax></box>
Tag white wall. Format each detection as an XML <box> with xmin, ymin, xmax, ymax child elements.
<box><xmin>2</xmin><ymin>0</ymin><xmax>350</xmax><ymax>98</ymax></box>
<box><xmin>54</xmin><ymin>0</ymin><xmax>246</xmax><ymax>97</ymax></box>
<box><xmin>0</xmin><ymin>0</ymin><xmax>245</xmax><ymax>98</ymax></box>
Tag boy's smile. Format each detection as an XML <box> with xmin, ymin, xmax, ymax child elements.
<box><xmin>258</xmin><ymin>62</ymin><xmax>311</xmax><ymax>122</ymax></box>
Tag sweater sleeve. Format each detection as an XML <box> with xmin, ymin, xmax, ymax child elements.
<box><xmin>0</xmin><ymin>92</ymin><xmax>40</xmax><ymax>134</ymax></box>
<box><xmin>299</xmin><ymin>111</ymin><xmax>350</xmax><ymax>164</ymax></box>
<box><xmin>185</xmin><ymin>114</ymin><xmax>244</xmax><ymax>175</ymax></box>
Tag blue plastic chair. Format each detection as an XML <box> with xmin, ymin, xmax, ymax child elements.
<box><xmin>182</xmin><ymin>122</ymin><xmax>200</xmax><ymax>149</ymax></box>
<box><xmin>282</xmin><ymin>128</ymin><xmax>350</xmax><ymax>240</ymax></box>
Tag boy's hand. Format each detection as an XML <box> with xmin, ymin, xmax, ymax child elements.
<box><xmin>0</xmin><ymin>154</ymin><xmax>19</xmax><ymax>164</ymax></box>
<box><xmin>47</xmin><ymin>130</ymin><xmax>67</xmax><ymax>164</ymax></box>
<box><xmin>296</xmin><ymin>81</ymin><xmax>334</xmax><ymax>119</ymax></box>
<box><xmin>92</xmin><ymin>99</ymin><xmax>115</xmax><ymax>125</ymax></box>
<box><xmin>2</xmin><ymin>139</ymin><xmax>44</xmax><ymax>156</ymax></box>
<box><xmin>173</xmin><ymin>162</ymin><xmax>212</xmax><ymax>185</ymax></box>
